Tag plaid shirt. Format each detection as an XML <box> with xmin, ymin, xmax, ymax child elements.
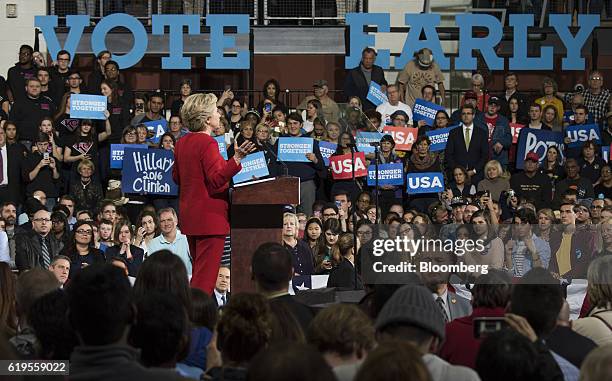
<box><xmin>564</xmin><ymin>88</ymin><xmax>610</xmax><ymax>123</ymax></box>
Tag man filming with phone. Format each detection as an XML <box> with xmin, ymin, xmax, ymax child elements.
<box><xmin>24</xmin><ymin>132</ymin><xmax>61</xmax><ymax>210</ymax></box>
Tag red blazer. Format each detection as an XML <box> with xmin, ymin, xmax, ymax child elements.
<box><xmin>173</xmin><ymin>133</ymin><xmax>241</xmax><ymax>236</ymax></box>
<box><xmin>438</xmin><ymin>307</ymin><xmax>506</xmax><ymax>369</ymax></box>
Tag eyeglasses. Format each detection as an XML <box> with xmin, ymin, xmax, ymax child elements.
<box><xmin>357</xmin><ymin>230</ymin><xmax>372</xmax><ymax>236</ymax></box>
<box><xmin>76</xmin><ymin>229</ymin><xmax>92</xmax><ymax>235</ymax></box>
<box><xmin>591</xmin><ymin>205</ymin><xmax>604</xmax><ymax>209</ymax></box>
<box><xmin>590</xmin><ymin>76</ymin><xmax>602</xmax><ymax>80</ymax></box>
<box><xmin>323</xmin><ymin>212</ymin><xmax>337</xmax><ymax>218</ymax></box>
<box><xmin>33</xmin><ymin>218</ymin><xmax>51</xmax><ymax>223</ymax></box>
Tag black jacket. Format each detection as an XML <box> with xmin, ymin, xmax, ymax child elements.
<box><xmin>105</xmin><ymin>244</ymin><xmax>145</xmax><ymax>277</ymax></box>
<box><xmin>7</xmin><ymin>63</ymin><xmax>37</xmax><ymax>102</ymax></box>
<box><xmin>344</xmin><ymin>64</ymin><xmax>388</xmax><ymax>110</ymax></box>
<box><xmin>327</xmin><ymin>258</ymin><xmax>363</xmax><ymax>290</ymax></box>
<box><xmin>15</xmin><ymin>230</ymin><xmax>64</xmax><ymax>272</ymax></box>
<box><xmin>546</xmin><ymin>325</ymin><xmax>597</xmax><ymax>368</ymax></box>
<box><xmin>9</xmin><ymin>95</ymin><xmax>55</xmax><ymax>141</ymax></box>
<box><xmin>444</xmin><ymin>124</ymin><xmax>489</xmax><ymax>178</ymax></box>
<box><xmin>0</xmin><ymin>143</ymin><xmax>27</xmax><ymax>206</ymax></box>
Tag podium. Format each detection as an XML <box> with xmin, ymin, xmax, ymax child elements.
<box><xmin>230</xmin><ymin>177</ymin><xmax>300</xmax><ymax>293</ymax></box>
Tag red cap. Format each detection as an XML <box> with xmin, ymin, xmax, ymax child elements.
<box><xmin>525</xmin><ymin>152</ymin><xmax>540</xmax><ymax>162</ymax></box>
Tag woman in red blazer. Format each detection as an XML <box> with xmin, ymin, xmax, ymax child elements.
<box><xmin>173</xmin><ymin>93</ymin><xmax>253</xmax><ymax>294</ymax></box>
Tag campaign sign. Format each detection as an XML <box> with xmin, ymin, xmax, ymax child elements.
<box><xmin>356</xmin><ymin>131</ymin><xmax>383</xmax><ymax>154</ymax></box>
<box><xmin>516</xmin><ymin>129</ymin><xmax>565</xmax><ymax>169</ymax></box>
<box><xmin>214</xmin><ymin>135</ymin><xmax>228</xmax><ymax>160</ymax></box>
<box><xmin>121</xmin><ymin>148</ymin><xmax>178</xmax><ymax>196</ymax></box>
<box><xmin>565</xmin><ymin>124</ymin><xmax>601</xmax><ymax>148</ymax></box>
<box><xmin>406</xmin><ymin>172</ymin><xmax>444</xmax><ymax>194</ymax></box>
<box><xmin>366</xmin><ymin>81</ymin><xmax>388</xmax><ymax>107</ymax></box>
<box><xmin>69</xmin><ymin>94</ymin><xmax>107</xmax><ymax>120</ymax></box>
<box><xmin>382</xmin><ymin>126</ymin><xmax>418</xmax><ymax>151</ymax></box>
<box><xmin>412</xmin><ymin>99</ymin><xmax>445</xmax><ymax>126</ymax></box>
<box><xmin>110</xmin><ymin>144</ymin><xmax>148</xmax><ymax>169</ymax></box>
<box><xmin>318</xmin><ymin>141</ymin><xmax>337</xmax><ymax>166</ymax></box>
<box><xmin>367</xmin><ymin>163</ymin><xmax>404</xmax><ymax>186</ymax></box>
<box><xmin>277</xmin><ymin>137</ymin><xmax>313</xmax><ymax>162</ymax></box>
<box><xmin>232</xmin><ymin>151</ymin><xmax>269</xmax><ymax>184</ymax></box>
<box><xmin>426</xmin><ymin>125</ymin><xmax>459</xmax><ymax>152</ymax></box>
<box><xmin>509</xmin><ymin>123</ymin><xmax>525</xmax><ymax>144</ymax></box>
<box><xmin>144</xmin><ymin>119</ymin><xmax>168</xmax><ymax>144</ymax></box>
<box><xmin>329</xmin><ymin>152</ymin><xmax>367</xmax><ymax>180</ymax></box>
<box><xmin>603</xmin><ymin>145</ymin><xmax>610</xmax><ymax>163</ymax></box>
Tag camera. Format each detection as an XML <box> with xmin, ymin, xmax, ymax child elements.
<box><xmin>507</xmin><ymin>189</ymin><xmax>515</xmax><ymax>198</ymax></box>
<box><xmin>574</xmin><ymin>83</ymin><xmax>585</xmax><ymax>92</ymax></box>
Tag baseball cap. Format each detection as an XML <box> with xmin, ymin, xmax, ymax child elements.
<box><xmin>525</xmin><ymin>152</ymin><xmax>540</xmax><ymax>162</ymax></box>
<box><xmin>464</xmin><ymin>91</ymin><xmax>478</xmax><ymax>100</ymax></box>
<box><xmin>391</xmin><ymin>110</ymin><xmax>409</xmax><ymax>121</ymax></box>
<box><xmin>489</xmin><ymin>96</ymin><xmax>500</xmax><ymax>105</ymax></box>
<box><xmin>313</xmin><ymin>80</ymin><xmax>328</xmax><ymax>88</ymax></box>
<box><xmin>450</xmin><ymin>196</ymin><xmax>468</xmax><ymax>208</ymax></box>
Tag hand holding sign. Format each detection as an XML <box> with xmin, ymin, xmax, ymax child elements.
<box><xmin>306</xmin><ymin>152</ymin><xmax>318</xmax><ymax>164</ymax></box>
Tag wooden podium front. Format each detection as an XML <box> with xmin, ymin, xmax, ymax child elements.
<box><xmin>230</xmin><ymin>177</ymin><xmax>300</xmax><ymax>293</ymax></box>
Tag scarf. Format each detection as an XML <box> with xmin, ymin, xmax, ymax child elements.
<box><xmin>410</xmin><ymin>152</ymin><xmax>437</xmax><ymax>171</ymax></box>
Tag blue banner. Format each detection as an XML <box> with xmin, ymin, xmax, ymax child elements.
<box><xmin>214</xmin><ymin>135</ymin><xmax>228</xmax><ymax>160</ymax></box>
<box><xmin>367</xmin><ymin>163</ymin><xmax>404</xmax><ymax>186</ymax></box>
<box><xmin>69</xmin><ymin>94</ymin><xmax>107</xmax><ymax>120</ymax></box>
<box><xmin>232</xmin><ymin>151</ymin><xmax>269</xmax><ymax>184</ymax></box>
<box><xmin>277</xmin><ymin>137</ymin><xmax>313</xmax><ymax>162</ymax></box>
<box><xmin>366</xmin><ymin>81</ymin><xmax>388</xmax><ymax>107</ymax></box>
<box><xmin>144</xmin><ymin>119</ymin><xmax>168</xmax><ymax>144</ymax></box>
<box><xmin>318</xmin><ymin>141</ymin><xmax>337</xmax><ymax>166</ymax></box>
<box><xmin>412</xmin><ymin>99</ymin><xmax>445</xmax><ymax>126</ymax></box>
<box><xmin>406</xmin><ymin>172</ymin><xmax>444</xmax><ymax>194</ymax></box>
<box><xmin>110</xmin><ymin>144</ymin><xmax>148</xmax><ymax>169</ymax></box>
<box><xmin>565</xmin><ymin>123</ymin><xmax>601</xmax><ymax>148</ymax></box>
<box><xmin>356</xmin><ymin>131</ymin><xmax>384</xmax><ymax>154</ymax></box>
<box><xmin>121</xmin><ymin>148</ymin><xmax>178</xmax><ymax>196</ymax></box>
<box><xmin>516</xmin><ymin>128</ymin><xmax>565</xmax><ymax>169</ymax></box>
<box><xmin>425</xmin><ymin>125</ymin><xmax>460</xmax><ymax>152</ymax></box>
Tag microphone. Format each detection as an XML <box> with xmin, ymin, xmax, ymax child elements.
<box><xmin>263</xmin><ymin>141</ymin><xmax>289</xmax><ymax>177</ymax></box>
<box><xmin>353</xmin><ymin>106</ymin><xmax>379</xmax><ymax>132</ymax></box>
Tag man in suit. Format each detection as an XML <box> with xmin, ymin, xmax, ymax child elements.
<box><xmin>252</xmin><ymin>242</ymin><xmax>314</xmax><ymax>331</ymax></box>
<box><xmin>15</xmin><ymin>208</ymin><xmax>64</xmax><ymax>272</ymax></box>
<box><xmin>0</xmin><ymin>127</ymin><xmax>26</xmax><ymax>207</ymax></box>
<box><xmin>212</xmin><ymin>266</ymin><xmax>230</xmax><ymax>309</ymax></box>
<box><xmin>344</xmin><ymin>47</ymin><xmax>388</xmax><ymax>110</ymax></box>
<box><xmin>416</xmin><ymin>245</ymin><xmax>472</xmax><ymax>322</ymax></box>
<box><xmin>445</xmin><ymin>103</ymin><xmax>489</xmax><ymax>185</ymax></box>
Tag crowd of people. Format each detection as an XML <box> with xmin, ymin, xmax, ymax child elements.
<box><xmin>0</xmin><ymin>31</ymin><xmax>611</xmax><ymax>380</ymax></box>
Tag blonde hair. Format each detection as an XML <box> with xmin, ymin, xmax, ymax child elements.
<box><xmin>587</xmin><ymin>256</ymin><xmax>612</xmax><ymax>309</ymax></box>
<box><xmin>181</xmin><ymin>93</ymin><xmax>218</xmax><ymax>132</ymax></box>
<box><xmin>484</xmin><ymin>160</ymin><xmax>507</xmax><ymax>180</ymax></box>
<box><xmin>579</xmin><ymin>344</ymin><xmax>612</xmax><ymax>381</ymax></box>
<box><xmin>283</xmin><ymin>212</ymin><xmax>299</xmax><ymax>226</ymax></box>
<box><xmin>77</xmin><ymin>159</ymin><xmax>95</xmax><ymax>173</ymax></box>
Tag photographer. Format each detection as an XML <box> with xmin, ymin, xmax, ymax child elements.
<box><xmin>24</xmin><ymin>132</ymin><xmax>61</xmax><ymax>209</ymax></box>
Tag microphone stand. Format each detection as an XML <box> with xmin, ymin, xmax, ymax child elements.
<box><xmin>348</xmin><ymin>142</ymin><xmax>359</xmax><ymax>291</ymax></box>
<box><xmin>263</xmin><ymin>141</ymin><xmax>289</xmax><ymax>177</ymax></box>
<box><xmin>370</xmin><ymin>142</ymin><xmax>381</xmax><ymax>224</ymax></box>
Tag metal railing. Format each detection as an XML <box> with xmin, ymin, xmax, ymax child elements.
<box><xmin>48</xmin><ymin>0</ymin><xmax>362</xmax><ymax>25</ymax></box>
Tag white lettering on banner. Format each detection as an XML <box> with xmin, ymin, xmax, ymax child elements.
<box><xmin>414</xmin><ymin>104</ymin><xmax>437</xmax><ymax>120</ymax></box>
<box><xmin>70</xmin><ymin>100</ymin><xmax>107</xmax><ymax>111</ymax></box>
<box><xmin>280</xmin><ymin>143</ymin><xmax>311</xmax><ymax>154</ymax></box>
<box><xmin>428</xmin><ymin>132</ymin><xmax>449</xmax><ymax>145</ymax></box>
<box><xmin>331</xmin><ymin>158</ymin><xmax>366</xmax><ymax>174</ymax></box>
<box><xmin>525</xmin><ymin>133</ymin><xmax>563</xmax><ymax>160</ymax></box>
<box><xmin>369</xmin><ymin>169</ymin><xmax>403</xmax><ymax>180</ymax></box>
<box><xmin>407</xmin><ymin>176</ymin><xmax>443</xmax><ymax>189</ymax></box>
<box><xmin>241</xmin><ymin>159</ymin><xmax>267</xmax><ymax>172</ymax></box>
<box><xmin>567</xmin><ymin>128</ymin><xmax>599</xmax><ymax>143</ymax></box>
<box><xmin>132</xmin><ymin>152</ymin><xmax>174</xmax><ymax>173</ymax></box>
<box><xmin>111</xmin><ymin>149</ymin><xmax>124</xmax><ymax>161</ymax></box>
<box><xmin>133</xmin><ymin>178</ymin><xmax>171</xmax><ymax>193</ymax></box>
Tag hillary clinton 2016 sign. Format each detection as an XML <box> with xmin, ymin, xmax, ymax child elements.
<box><xmin>122</xmin><ymin>148</ymin><xmax>178</xmax><ymax>196</ymax></box>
